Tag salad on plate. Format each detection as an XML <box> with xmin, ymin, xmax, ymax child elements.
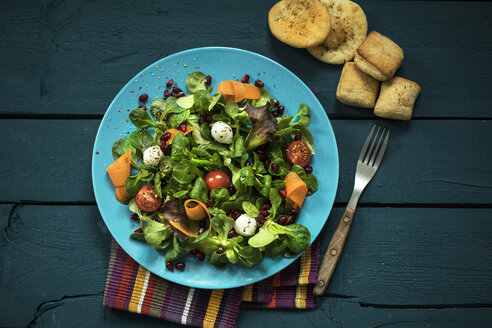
<box><xmin>107</xmin><ymin>72</ymin><xmax>318</xmax><ymax>271</ymax></box>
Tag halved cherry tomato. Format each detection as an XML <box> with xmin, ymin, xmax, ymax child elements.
<box><xmin>135</xmin><ymin>184</ymin><xmax>162</xmax><ymax>212</ymax></box>
<box><xmin>285</xmin><ymin>140</ymin><xmax>312</xmax><ymax>167</ymax></box>
<box><xmin>204</xmin><ymin>170</ymin><xmax>231</xmax><ymax>192</ymax></box>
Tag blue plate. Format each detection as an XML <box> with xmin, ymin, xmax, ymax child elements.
<box><xmin>92</xmin><ymin>47</ymin><xmax>338</xmax><ymax>289</ymax></box>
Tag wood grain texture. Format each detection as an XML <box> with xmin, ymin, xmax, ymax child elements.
<box><xmin>0</xmin><ymin>0</ymin><xmax>491</xmax><ymax>118</ymax></box>
<box><xmin>28</xmin><ymin>295</ymin><xmax>492</xmax><ymax>328</ymax></box>
<box><xmin>1</xmin><ymin>205</ymin><xmax>491</xmax><ymax>327</ymax></box>
<box><xmin>1</xmin><ymin>119</ymin><xmax>491</xmax><ymax>204</ymax></box>
<box><xmin>0</xmin><ymin>205</ymin><xmax>111</xmax><ymax>327</ymax></box>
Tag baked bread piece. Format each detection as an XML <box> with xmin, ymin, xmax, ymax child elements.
<box><xmin>374</xmin><ymin>76</ymin><xmax>421</xmax><ymax>120</ymax></box>
<box><xmin>336</xmin><ymin>62</ymin><xmax>380</xmax><ymax>108</ymax></box>
<box><xmin>268</xmin><ymin>0</ymin><xmax>331</xmax><ymax>48</ymax></box>
<box><xmin>354</xmin><ymin>31</ymin><xmax>404</xmax><ymax>81</ymax></box>
<box><xmin>307</xmin><ymin>0</ymin><xmax>367</xmax><ymax>64</ymax></box>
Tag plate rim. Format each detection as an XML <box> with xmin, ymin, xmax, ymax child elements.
<box><xmin>92</xmin><ymin>46</ymin><xmax>339</xmax><ymax>289</ymax></box>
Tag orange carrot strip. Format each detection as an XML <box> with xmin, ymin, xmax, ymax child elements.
<box><xmin>164</xmin><ymin>125</ymin><xmax>198</xmax><ymax>144</ymax></box>
<box><xmin>285</xmin><ymin>172</ymin><xmax>308</xmax><ymax>209</ymax></box>
<box><xmin>217</xmin><ymin>80</ymin><xmax>262</xmax><ymax>103</ymax></box>
<box><xmin>106</xmin><ymin>149</ymin><xmax>132</xmax><ymax>203</ymax></box>
<box><xmin>168</xmin><ymin>221</ymin><xmax>198</xmax><ymax>238</ymax></box>
<box><xmin>184</xmin><ymin>199</ymin><xmax>211</xmax><ymax>221</ymax></box>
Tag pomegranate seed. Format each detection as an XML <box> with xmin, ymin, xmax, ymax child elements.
<box><xmin>172</xmin><ymin>87</ymin><xmax>182</xmax><ymax>93</ymax></box>
<box><xmin>166</xmin><ymin>262</ymin><xmax>174</xmax><ymax>272</ymax></box>
<box><xmin>294</xmin><ymin>133</ymin><xmax>302</xmax><ymax>141</ymax></box>
<box><xmin>235</xmin><ymin>162</ymin><xmax>241</xmax><ymax>169</ymax></box>
<box><xmin>241</xmin><ymin>74</ymin><xmax>250</xmax><ymax>83</ymax></box>
<box><xmin>135</xmin><ymin>228</ymin><xmax>143</xmax><ymax>233</ymax></box>
<box><xmin>205</xmin><ymin>114</ymin><xmax>213</xmax><ymax>123</ymax></box>
<box><xmin>199</xmin><ymin>220</ymin><xmax>207</xmax><ymax>228</ymax></box>
<box><xmin>278</xmin><ymin>189</ymin><xmax>287</xmax><ymax>197</ymax></box>
<box><xmin>304</xmin><ymin>166</ymin><xmax>313</xmax><ymax>174</ymax></box>
<box><xmin>260</xmin><ymin>209</ymin><xmax>268</xmax><ymax>217</ymax></box>
<box><xmin>216</xmin><ymin>247</ymin><xmax>224</xmax><ymax>254</ymax></box>
<box><xmin>190</xmin><ymin>249</ymin><xmax>198</xmax><ymax>255</ymax></box>
<box><xmin>131</xmin><ymin>213</ymin><xmax>139</xmax><ymax>221</ymax></box>
<box><xmin>198</xmin><ymin>227</ymin><xmax>207</xmax><ymax>234</ymax></box>
<box><xmin>272</xmin><ymin>109</ymin><xmax>279</xmax><ymax>117</ymax></box>
<box><xmin>164</xmin><ymin>90</ymin><xmax>172</xmax><ymax>98</ymax></box>
<box><xmin>139</xmin><ymin>94</ymin><xmax>148</xmax><ymax>102</ymax></box>
<box><xmin>278</xmin><ymin>216</ymin><xmax>287</xmax><ymax>225</ymax></box>
<box><xmin>277</xmin><ymin>105</ymin><xmax>285</xmax><ymax>116</ymax></box>
<box><xmin>199</xmin><ymin>116</ymin><xmax>205</xmax><ymax>124</ymax></box>
<box><xmin>273</xmin><ymin>99</ymin><xmax>280</xmax><ymax>107</ymax></box>
<box><xmin>197</xmin><ymin>251</ymin><xmax>205</xmax><ymax>261</ymax></box>
<box><xmin>179</xmin><ymin>123</ymin><xmax>187</xmax><ymax>132</ymax></box>
<box><xmin>261</xmin><ymin>202</ymin><xmax>272</xmax><ymax>210</ymax></box>
<box><xmin>231</xmin><ymin>210</ymin><xmax>241</xmax><ymax>220</ymax></box>
<box><xmin>255</xmin><ymin>79</ymin><xmax>264</xmax><ymax>88</ymax></box>
<box><xmin>161</xmin><ymin>133</ymin><xmax>171</xmax><ymax>142</ymax></box>
<box><xmin>259</xmin><ymin>143</ymin><xmax>269</xmax><ymax>150</ymax></box>
<box><xmin>290</xmin><ymin>207</ymin><xmax>299</xmax><ymax>215</ymax></box>
<box><xmin>166</xmin><ymin>79</ymin><xmax>174</xmax><ymax>87</ymax></box>
<box><xmin>257</xmin><ymin>148</ymin><xmax>265</xmax><ymax>155</ymax></box>
<box><xmin>206</xmin><ymin>199</ymin><xmax>215</xmax><ymax>208</ymax></box>
<box><xmin>205</xmin><ymin>75</ymin><xmax>212</xmax><ymax>85</ymax></box>
<box><xmin>138</xmin><ymin>105</ymin><xmax>147</xmax><ymax>110</ymax></box>
<box><xmin>264</xmin><ymin>160</ymin><xmax>270</xmax><ymax>170</ymax></box>
<box><xmin>175</xmin><ymin>262</ymin><xmax>185</xmax><ymax>271</ymax></box>
<box><xmin>271</xmin><ymin>163</ymin><xmax>279</xmax><ymax>172</ymax></box>
<box><xmin>228</xmin><ymin>186</ymin><xmax>236</xmax><ymax>195</ymax></box>
<box><xmin>285</xmin><ymin>216</ymin><xmax>294</xmax><ymax>225</ymax></box>
<box><xmin>228</xmin><ymin>229</ymin><xmax>236</xmax><ymax>238</ymax></box>
<box><xmin>160</xmin><ymin>141</ymin><xmax>167</xmax><ymax>152</ymax></box>
<box><xmin>227</xmin><ymin>213</ymin><xmax>235</xmax><ymax>218</ymax></box>
<box><xmin>258</xmin><ymin>153</ymin><xmax>266</xmax><ymax>161</ymax></box>
<box><xmin>257</xmin><ymin>215</ymin><xmax>266</xmax><ymax>225</ymax></box>
<box><xmin>176</xmin><ymin>92</ymin><xmax>185</xmax><ymax>98</ymax></box>
<box><xmin>244</xmin><ymin>161</ymin><xmax>251</xmax><ymax>167</ymax></box>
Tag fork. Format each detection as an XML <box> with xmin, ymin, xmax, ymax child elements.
<box><xmin>313</xmin><ymin>125</ymin><xmax>390</xmax><ymax>296</ymax></box>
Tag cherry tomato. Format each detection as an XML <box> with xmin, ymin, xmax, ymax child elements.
<box><xmin>135</xmin><ymin>184</ymin><xmax>162</xmax><ymax>212</ymax></box>
<box><xmin>204</xmin><ymin>170</ymin><xmax>231</xmax><ymax>192</ymax></box>
<box><xmin>285</xmin><ymin>140</ymin><xmax>312</xmax><ymax>167</ymax></box>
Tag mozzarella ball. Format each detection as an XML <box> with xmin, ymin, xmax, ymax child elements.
<box><xmin>143</xmin><ymin>145</ymin><xmax>164</xmax><ymax>166</ymax></box>
<box><xmin>234</xmin><ymin>214</ymin><xmax>257</xmax><ymax>237</ymax></box>
<box><xmin>211</xmin><ymin>121</ymin><xmax>234</xmax><ymax>144</ymax></box>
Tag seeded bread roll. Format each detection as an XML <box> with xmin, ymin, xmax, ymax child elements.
<box><xmin>336</xmin><ymin>62</ymin><xmax>380</xmax><ymax>108</ymax></box>
<box><xmin>307</xmin><ymin>0</ymin><xmax>367</xmax><ymax>64</ymax></box>
<box><xmin>374</xmin><ymin>76</ymin><xmax>421</xmax><ymax>120</ymax></box>
<box><xmin>268</xmin><ymin>0</ymin><xmax>331</xmax><ymax>48</ymax></box>
<box><xmin>354</xmin><ymin>31</ymin><xmax>404</xmax><ymax>81</ymax></box>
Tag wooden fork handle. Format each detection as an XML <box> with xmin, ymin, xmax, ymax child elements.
<box><xmin>313</xmin><ymin>206</ymin><xmax>355</xmax><ymax>296</ymax></box>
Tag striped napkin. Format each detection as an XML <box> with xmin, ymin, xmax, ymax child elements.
<box><xmin>103</xmin><ymin>238</ymin><xmax>319</xmax><ymax>327</ymax></box>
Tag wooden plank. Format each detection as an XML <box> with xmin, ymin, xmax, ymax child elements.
<box><xmin>0</xmin><ymin>205</ymin><xmax>111</xmax><ymax>327</ymax></box>
<box><xmin>1</xmin><ymin>119</ymin><xmax>491</xmax><ymax>204</ymax></box>
<box><xmin>29</xmin><ymin>295</ymin><xmax>492</xmax><ymax>328</ymax></box>
<box><xmin>1</xmin><ymin>205</ymin><xmax>491</xmax><ymax>327</ymax></box>
<box><xmin>0</xmin><ymin>1</ymin><xmax>491</xmax><ymax>118</ymax></box>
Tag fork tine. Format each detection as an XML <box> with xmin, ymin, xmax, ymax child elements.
<box><xmin>358</xmin><ymin>125</ymin><xmax>376</xmax><ymax>162</ymax></box>
<box><xmin>369</xmin><ymin>128</ymin><xmax>385</xmax><ymax>166</ymax></box>
<box><xmin>363</xmin><ymin>126</ymin><xmax>380</xmax><ymax>163</ymax></box>
<box><xmin>373</xmin><ymin>130</ymin><xmax>390</xmax><ymax>168</ymax></box>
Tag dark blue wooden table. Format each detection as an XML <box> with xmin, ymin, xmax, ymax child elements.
<box><xmin>1</xmin><ymin>1</ymin><xmax>491</xmax><ymax>327</ymax></box>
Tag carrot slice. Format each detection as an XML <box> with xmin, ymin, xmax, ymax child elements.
<box><xmin>164</xmin><ymin>125</ymin><xmax>198</xmax><ymax>144</ymax></box>
<box><xmin>166</xmin><ymin>199</ymin><xmax>212</xmax><ymax>237</ymax></box>
<box><xmin>184</xmin><ymin>199</ymin><xmax>211</xmax><ymax>221</ymax></box>
<box><xmin>168</xmin><ymin>220</ymin><xmax>198</xmax><ymax>238</ymax></box>
<box><xmin>106</xmin><ymin>149</ymin><xmax>132</xmax><ymax>203</ymax></box>
<box><xmin>285</xmin><ymin>172</ymin><xmax>308</xmax><ymax>209</ymax></box>
<box><xmin>217</xmin><ymin>80</ymin><xmax>262</xmax><ymax>103</ymax></box>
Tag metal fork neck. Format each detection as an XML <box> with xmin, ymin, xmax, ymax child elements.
<box><xmin>347</xmin><ymin>188</ymin><xmax>362</xmax><ymax>210</ymax></box>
